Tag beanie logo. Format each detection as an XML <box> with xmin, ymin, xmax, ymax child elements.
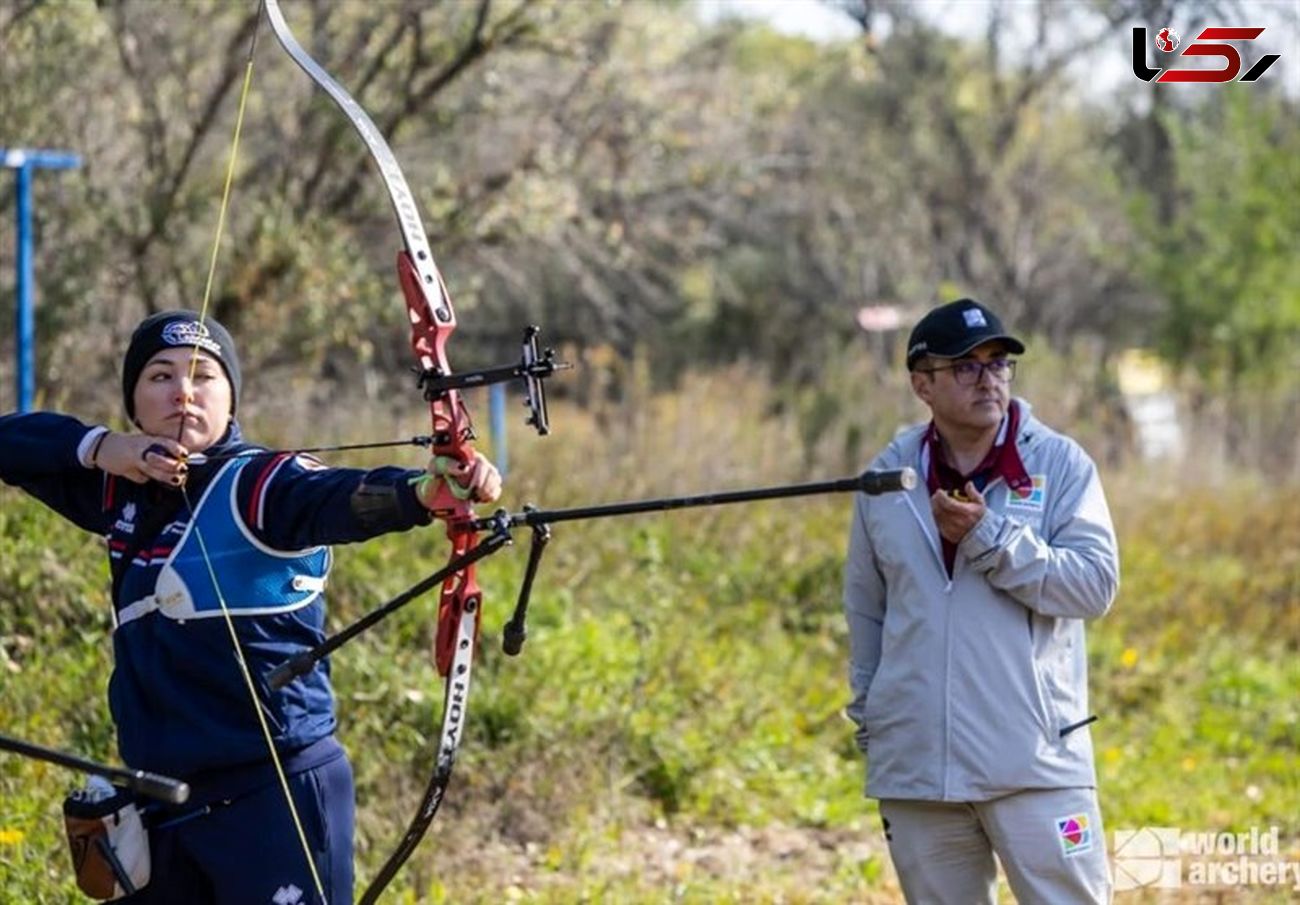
<box><xmin>962</xmin><ymin>308</ymin><xmax>988</xmax><ymax>328</ymax></box>
<box><xmin>161</xmin><ymin>321</ymin><xmax>222</xmax><ymax>357</ymax></box>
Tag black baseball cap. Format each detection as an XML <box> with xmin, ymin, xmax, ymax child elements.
<box><xmin>906</xmin><ymin>299</ymin><xmax>1025</xmax><ymax>371</ymax></box>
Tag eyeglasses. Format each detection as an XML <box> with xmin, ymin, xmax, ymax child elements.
<box><xmin>917</xmin><ymin>358</ymin><xmax>1017</xmax><ymax>386</ymax></box>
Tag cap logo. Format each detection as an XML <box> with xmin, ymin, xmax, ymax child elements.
<box><xmin>962</xmin><ymin>308</ymin><xmax>988</xmax><ymax>328</ymax></box>
<box><xmin>161</xmin><ymin>320</ymin><xmax>222</xmax><ymax>357</ymax></box>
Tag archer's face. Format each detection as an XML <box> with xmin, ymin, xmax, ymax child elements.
<box><xmin>132</xmin><ymin>348</ymin><xmax>233</xmax><ymax>453</ymax></box>
<box><xmin>909</xmin><ymin>341</ymin><xmax>1015</xmax><ymax>434</ymax></box>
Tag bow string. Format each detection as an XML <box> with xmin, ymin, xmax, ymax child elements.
<box><xmin>178</xmin><ymin>2</ymin><xmax>332</xmax><ymax>901</ymax></box>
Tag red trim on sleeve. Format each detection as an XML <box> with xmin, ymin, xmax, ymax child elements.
<box><xmin>247</xmin><ymin>453</ymin><xmax>291</xmax><ymax>529</ymax></box>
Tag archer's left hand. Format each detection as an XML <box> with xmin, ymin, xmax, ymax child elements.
<box><xmin>931</xmin><ymin>481</ymin><xmax>986</xmax><ymax>544</ymax></box>
<box><xmin>417</xmin><ymin>452</ymin><xmax>503</xmax><ymax>508</ymax></box>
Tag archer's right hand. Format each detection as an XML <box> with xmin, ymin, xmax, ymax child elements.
<box><xmin>92</xmin><ymin>431</ymin><xmax>189</xmax><ymax>486</ymax></box>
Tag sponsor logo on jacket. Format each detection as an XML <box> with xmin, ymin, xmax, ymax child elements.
<box><xmin>1006</xmin><ymin>474</ymin><xmax>1046</xmax><ymax>509</ymax></box>
<box><xmin>114</xmin><ymin>501</ymin><xmax>137</xmax><ymax>535</ymax></box>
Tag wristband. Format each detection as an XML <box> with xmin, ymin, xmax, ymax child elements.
<box><xmin>432</xmin><ymin>457</ymin><xmax>476</xmax><ymax>500</ymax></box>
<box><xmin>409</xmin><ymin>473</ymin><xmax>435</xmax><ymax>501</ymax></box>
<box><xmin>88</xmin><ymin>431</ymin><xmax>109</xmax><ymax>469</ymax></box>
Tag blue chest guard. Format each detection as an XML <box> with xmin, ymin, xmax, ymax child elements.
<box><xmin>150</xmin><ymin>457</ymin><xmax>331</xmax><ymax>621</ymax></box>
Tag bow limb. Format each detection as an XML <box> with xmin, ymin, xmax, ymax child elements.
<box><xmin>263</xmin><ymin>0</ymin><xmax>483</xmax><ymax>898</ymax></box>
<box><xmin>260</xmin><ymin>0</ymin><xmax>479</xmax><ymax>676</ymax></box>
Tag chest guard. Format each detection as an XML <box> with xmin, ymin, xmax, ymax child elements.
<box><xmin>133</xmin><ymin>458</ymin><xmax>330</xmax><ymax>623</ymax></box>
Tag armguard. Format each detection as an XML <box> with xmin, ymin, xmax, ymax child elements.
<box><xmin>350</xmin><ymin>480</ymin><xmax>405</xmax><ymax>531</ymax></box>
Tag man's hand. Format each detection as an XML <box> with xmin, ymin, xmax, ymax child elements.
<box><xmin>930</xmin><ymin>481</ymin><xmax>985</xmax><ymax>544</ymax></box>
<box><xmin>93</xmin><ymin>432</ymin><xmax>189</xmax><ymax>486</ymax></box>
<box><xmin>416</xmin><ymin>452</ymin><xmax>503</xmax><ymax>509</ymax></box>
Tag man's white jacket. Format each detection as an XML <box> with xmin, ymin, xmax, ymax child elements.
<box><xmin>843</xmin><ymin>400</ymin><xmax>1119</xmax><ymax>801</ymax></box>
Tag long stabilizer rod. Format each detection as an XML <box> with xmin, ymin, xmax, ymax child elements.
<box><xmin>265</xmin><ymin>467</ymin><xmax>916</xmax><ymax>679</ymax></box>
<box><xmin>472</xmin><ymin>468</ymin><xmax>916</xmax><ymax>531</ymax></box>
<box><xmin>0</xmin><ymin>731</ymin><xmax>189</xmax><ymax>803</ymax></box>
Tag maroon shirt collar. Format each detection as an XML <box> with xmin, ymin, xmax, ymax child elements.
<box><xmin>924</xmin><ymin>400</ymin><xmax>1033</xmax><ymax>499</ymax></box>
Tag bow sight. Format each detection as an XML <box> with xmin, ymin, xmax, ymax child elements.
<box><xmin>416</xmin><ymin>325</ymin><xmax>570</xmax><ymax>438</ymax></box>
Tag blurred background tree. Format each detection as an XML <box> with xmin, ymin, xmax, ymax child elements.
<box><xmin>0</xmin><ymin>0</ymin><xmax>1296</xmax><ymax>472</ymax></box>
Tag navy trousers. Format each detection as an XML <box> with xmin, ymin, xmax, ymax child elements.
<box><xmin>122</xmin><ymin>749</ymin><xmax>355</xmax><ymax>905</ymax></box>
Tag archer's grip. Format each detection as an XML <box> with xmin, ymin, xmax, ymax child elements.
<box><xmin>128</xmin><ymin>771</ymin><xmax>190</xmax><ymax>804</ymax></box>
<box><xmin>856</xmin><ymin>467</ymin><xmax>917</xmax><ymax>495</ymax></box>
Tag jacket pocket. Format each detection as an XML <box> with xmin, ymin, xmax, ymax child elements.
<box><xmin>860</xmin><ymin>665</ymin><xmax>904</xmax><ymax>736</ymax></box>
<box><xmin>1033</xmin><ymin>617</ymin><xmax>1091</xmax><ymax>743</ymax></box>
<box><xmin>1025</xmin><ymin>612</ymin><xmax>1060</xmax><ymax>742</ymax></box>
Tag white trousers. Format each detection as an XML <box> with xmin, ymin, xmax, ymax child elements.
<box><xmin>879</xmin><ymin>788</ymin><xmax>1112</xmax><ymax>904</ymax></box>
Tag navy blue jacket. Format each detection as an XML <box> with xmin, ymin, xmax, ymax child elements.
<box><xmin>0</xmin><ymin>412</ymin><xmax>432</xmax><ymax>778</ymax></box>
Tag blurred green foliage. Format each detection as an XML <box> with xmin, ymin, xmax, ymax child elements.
<box><xmin>1131</xmin><ymin>89</ymin><xmax>1300</xmax><ymax>388</ymax></box>
<box><xmin>2</xmin><ymin>383</ymin><xmax>1297</xmax><ymax>902</ymax></box>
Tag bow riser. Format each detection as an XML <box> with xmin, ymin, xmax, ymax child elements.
<box><xmin>397</xmin><ymin>249</ymin><xmax>482</xmax><ymax>678</ymax></box>
<box><xmin>397</xmin><ymin>252</ymin><xmax>471</xmax><ymax>455</ymax></box>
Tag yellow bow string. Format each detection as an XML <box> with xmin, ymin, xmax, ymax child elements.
<box><xmin>180</xmin><ymin>2</ymin><xmax>326</xmax><ymax>901</ymax></box>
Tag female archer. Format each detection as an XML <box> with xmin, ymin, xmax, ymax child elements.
<box><xmin>0</xmin><ymin>309</ymin><xmax>501</xmax><ymax>904</ymax></box>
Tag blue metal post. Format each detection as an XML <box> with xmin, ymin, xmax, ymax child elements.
<box><xmin>489</xmin><ymin>383</ymin><xmax>508</xmax><ymax>477</ymax></box>
<box><xmin>15</xmin><ymin>163</ymin><xmax>33</xmax><ymax>412</ymax></box>
<box><xmin>3</xmin><ymin>148</ymin><xmax>82</xmax><ymax>412</ymax></box>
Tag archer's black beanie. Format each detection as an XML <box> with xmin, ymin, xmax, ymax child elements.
<box><xmin>122</xmin><ymin>310</ymin><xmax>241</xmax><ymax>420</ymax></box>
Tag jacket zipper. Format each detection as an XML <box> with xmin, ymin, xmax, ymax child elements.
<box><xmin>902</xmin><ymin>473</ymin><xmax>1010</xmax><ymax>797</ymax></box>
<box><xmin>902</xmin><ymin>494</ymin><xmax>950</xmax><ymax>588</ymax></box>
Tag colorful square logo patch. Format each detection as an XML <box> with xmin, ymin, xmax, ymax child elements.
<box><xmin>1006</xmin><ymin>474</ymin><xmax>1046</xmax><ymax>509</ymax></box>
<box><xmin>1056</xmin><ymin>813</ymin><xmax>1093</xmax><ymax>857</ymax></box>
